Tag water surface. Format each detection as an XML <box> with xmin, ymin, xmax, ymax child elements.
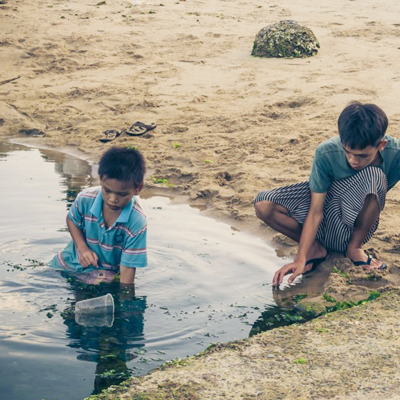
<box><xmin>0</xmin><ymin>142</ymin><xmax>298</xmax><ymax>400</ymax></box>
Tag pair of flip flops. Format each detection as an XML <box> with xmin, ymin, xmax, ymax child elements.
<box><xmin>303</xmin><ymin>256</ymin><xmax>327</xmax><ymax>275</ymax></box>
<box><xmin>352</xmin><ymin>254</ymin><xmax>387</xmax><ymax>270</ymax></box>
<box><xmin>99</xmin><ymin>129</ymin><xmax>122</xmax><ymax>143</ymax></box>
<box><xmin>303</xmin><ymin>254</ymin><xmax>387</xmax><ymax>275</ymax></box>
<box><xmin>99</xmin><ymin>122</ymin><xmax>157</xmax><ymax>142</ymax></box>
<box><xmin>126</xmin><ymin>121</ymin><xmax>157</xmax><ymax>136</ymax></box>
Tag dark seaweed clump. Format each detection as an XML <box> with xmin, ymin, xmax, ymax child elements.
<box><xmin>252</xmin><ymin>20</ymin><xmax>320</xmax><ymax>58</ymax></box>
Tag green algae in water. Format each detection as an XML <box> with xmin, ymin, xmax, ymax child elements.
<box><xmin>250</xmin><ymin>290</ymin><xmax>382</xmax><ymax>336</ymax></box>
<box><xmin>249</xmin><ymin>304</ymin><xmax>314</xmax><ymax>336</ymax></box>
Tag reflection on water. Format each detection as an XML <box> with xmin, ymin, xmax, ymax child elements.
<box><xmin>61</xmin><ymin>279</ymin><xmax>147</xmax><ymax>395</ymax></box>
<box><xmin>0</xmin><ymin>142</ymin><xmax>312</xmax><ymax>400</ymax></box>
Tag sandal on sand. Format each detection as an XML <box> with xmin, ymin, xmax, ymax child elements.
<box><xmin>99</xmin><ymin>129</ymin><xmax>122</xmax><ymax>143</ymax></box>
<box><xmin>352</xmin><ymin>254</ymin><xmax>387</xmax><ymax>270</ymax></box>
<box><xmin>303</xmin><ymin>256</ymin><xmax>327</xmax><ymax>275</ymax></box>
<box><xmin>126</xmin><ymin>121</ymin><xmax>157</xmax><ymax>136</ymax></box>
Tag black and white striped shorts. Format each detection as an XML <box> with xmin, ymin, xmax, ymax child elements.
<box><xmin>254</xmin><ymin>166</ymin><xmax>387</xmax><ymax>254</ymax></box>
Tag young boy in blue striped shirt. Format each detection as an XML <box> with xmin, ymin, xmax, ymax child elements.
<box><xmin>50</xmin><ymin>147</ymin><xmax>147</xmax><ymax>285</ymax></box>
<box><xmin>254</xmin><ymin>102</ymin><xmax>400</xmax><ymax>286</ymax></box>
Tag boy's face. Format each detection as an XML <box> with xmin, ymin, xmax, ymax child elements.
<box><xmin>342</xmin><ymin>140</ymin><xmax>387</xmax><ymax>170</ymax></box>
<box><xmin>100</xmin><ymin>176</ymin><xmax>142</xmax><ymax>212</ymax></box>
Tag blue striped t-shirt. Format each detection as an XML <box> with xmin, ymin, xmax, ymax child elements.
<box><xmin>49</xmin><ymin>187</ymin><xmax>147</xmax><ymax>273</ymax></box>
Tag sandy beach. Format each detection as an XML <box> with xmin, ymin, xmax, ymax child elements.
<box><xmin>2</xmin><ymin>0</ymin><xmax>400</xmax><ymax>398</ymax></box>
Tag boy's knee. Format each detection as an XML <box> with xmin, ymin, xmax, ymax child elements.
<box><xmin>254</xmin><ymin>200</ymin><xmax>275</xmax><ymax>222</ymax></box>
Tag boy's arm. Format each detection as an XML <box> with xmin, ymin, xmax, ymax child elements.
<box><xmin>273</xmin><ymin>191</ymin><xmax>326</xmax><ymax>286</ymax></box>
<box><xmin>119</xmin><ymin>223</ymin><xmax>147</xmax><ymax>285</ymax></box>
<box><xmin>66</xmin><ymin>215</ymin><xmax>98</xmax><ymax>268</ymax></box>
<box><xmin>120</xmin><ymin>266</ymin><xmax>136</xmax><ymax>284</ymax></box>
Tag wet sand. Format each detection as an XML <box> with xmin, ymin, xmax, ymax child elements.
<box><xmin>2</xmin><ymin>0</ymin><xmax>400</xmax><ymax>398</ymax></box>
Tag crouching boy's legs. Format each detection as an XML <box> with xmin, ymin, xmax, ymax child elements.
<box><xmin>317</xmin><ymin>165</ymin><xmax>388</xmax><ymax>270</ymax></box>
<box><xmin>254</xmin><ymin>201</ymin><xmax>302</xmax><ymax>242</ymax></box>
<box><xmin>346</xmin><ymin>194</ymin><xmax>384</xmax><ymax>270</ymax></box>
<box><xmin>254</xmin><ymin>184</ymin><xmax>327</xmax><ymax>273</ymax></box>
<box><xmin>255</xmin><ymin>165</ymin><xmax>387</xmax><ymax>275</ymax></box>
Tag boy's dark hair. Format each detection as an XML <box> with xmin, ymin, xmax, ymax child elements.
<box><xmin>338</xmin><ymin>101</ymin><xmax>388</xmax><ymax>149</ymax></box>
<box><xmin>98</xmin><ymin>146</ymin><xmax>146</xmax><ymax>188</ymax></box>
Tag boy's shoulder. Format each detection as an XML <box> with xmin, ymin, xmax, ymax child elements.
<box><xmin>315</xmin><ymin>137</ymin><xmax>342</xmax><ymax>154</ymax></box>
<box><xmin>76</xmin><ymin>186</ymin><xmax>100</xmax><ymax>197</ymax></box>
<box><xmin>384</xmin><ymin>135</ymin><xmax>400</xmax><ymax>151</ymax></box>
<box><xmin>76</xmin><ymin>186</ymin><xmax>101</xmax><ymax>203</ymax></box>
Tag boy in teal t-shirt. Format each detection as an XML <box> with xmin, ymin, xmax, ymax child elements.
<box><xmin>50</xmin><ymin>147</ymin><xmax>147</xmax><ymax>285</ymax></box>
<box><xmin>254</xmin><ymin>102</ymin><xmax>400</xmax><ymax>285</ymax></box>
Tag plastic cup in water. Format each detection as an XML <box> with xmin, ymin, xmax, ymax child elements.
<box><xmin>75</xmin><ymin>293</ymin><xmax>115</xmax><ymax>327</ymax></box>
<box><xmin>75</xmin><ymin>293</ymin><xmax>114</xmax><ymax>313</ymax></box>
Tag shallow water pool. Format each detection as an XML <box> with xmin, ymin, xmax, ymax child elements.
<box><xmin>0</xmin><ymin>142</ymin><xmax>299</xmax><ymax>400</ymax></box>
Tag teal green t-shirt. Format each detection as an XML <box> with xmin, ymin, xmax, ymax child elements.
<box><xmin>309</xmin><ymin>135</ymin><xmax>400</xmax><ymax>193</ymax></box>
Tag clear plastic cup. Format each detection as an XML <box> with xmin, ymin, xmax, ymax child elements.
<box><xmin>75</xmin><ymin>293</ymin><xmax>114</xmax><ymax>313</ymax></box>
<box><xmin>75</xmin><ymin>293</ymin><xmax>115</xmax><ymax>327</ymax></box>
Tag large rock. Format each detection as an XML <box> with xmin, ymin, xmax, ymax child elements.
<box><xmin>252</xmin><ymin>20</ymin><xmax>320</xmax><ymax>58</ymax></box>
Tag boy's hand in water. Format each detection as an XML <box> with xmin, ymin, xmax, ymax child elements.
<box><xmin>78</xmin><ymin>247</ymin><xmax>98</xmax><ymax>268</ymax></box>
<box><xmin>273</xmin><ymin>260</ymin><xmax>306</xmax><ymax>286</ymax></box>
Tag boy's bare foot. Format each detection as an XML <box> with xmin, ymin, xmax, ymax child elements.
<box><xmin>304</xmin><ymin>241</ymin><xmax>328</xmax><ymax>273</ymax></box>
<box><xmin>346</xmin><ymin>247</ymin><xmax>386</xmax><ymax>270</ymax></box>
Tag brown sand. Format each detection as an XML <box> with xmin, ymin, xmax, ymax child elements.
<box><xmin>2</xmin><ymin>0</ymin><xmax>400</xmax><ymax>398</ymax></box>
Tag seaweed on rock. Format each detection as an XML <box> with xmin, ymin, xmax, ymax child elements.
<box><xmin>252</xmin><ymin>20</ymin><xmax>320</xmax><ymax>58</ymax></box>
